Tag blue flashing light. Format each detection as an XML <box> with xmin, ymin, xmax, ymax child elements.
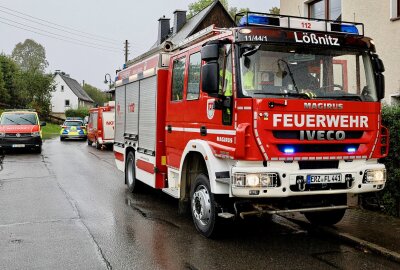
<box><xmin>347</xmin><ymin>147</ymin><xmax>356</xmax><ymax>153</ymax></box>
<box><xmin>340</xmin><ymin>24</ymin><xmax>359</xmax><ymax>35</ymax></box>
<box><xmin>240</xmin><ymin>15</ymin><xmax>268</xmax><ymax>26</ymax></box>
<box><xmin>284</xmin><ymin>147</ymin><xmax>295</xmax><ymax>154</ymax></box>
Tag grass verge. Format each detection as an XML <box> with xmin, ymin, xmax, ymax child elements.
<box><xmin>42</xmin><ymin>122</ymin><xmax>61</xmax><ymax>140</ymax></box>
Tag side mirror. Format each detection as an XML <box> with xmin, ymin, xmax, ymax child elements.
<box><xmin>201</xmin><ymin>44</ymin><xmax>219</xmax><ymax>61</ymax></box>
<box><xmin>201</xmin><ymin>62</ymin><xmax>219</xmax><ymax>95</ymax></box>
<box><xmin>40</xmin><ymin>121</ymin><xmax>46</xmax><ymax>127</ymax></box>
<box><xmin>376</xmin><ymin>73</ymin><xmax>385</xmax><ymax>100</ymax></box>
<box><xmin>372</xmin><ymin>54</ymin><xmax>385</xmax><ymax>73</ymax></box>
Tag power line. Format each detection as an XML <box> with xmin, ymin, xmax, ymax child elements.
<box><xmin>0</xmin><ymin>19</ymin><xmax>121</xmax><ymax>54</ymax></box>
<box><xmin>0</xmin><ymin>16</ymin><xmax>122</xmax><ymax>51</ymax></box>
<box><xmin>0</xmin><ymin>8</ymin><xmax>121</xmax><ymax>46</ymax></box>
<box><xmin>0</xmin><ymin>4</ymin><xmax>120</xmax><ymax>43</ymax></box>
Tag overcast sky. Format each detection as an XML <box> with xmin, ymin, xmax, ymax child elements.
<box><xmin>0</xmin><ymin>0</ymin><xmax>279</xmax><ymax>90</ymax></box>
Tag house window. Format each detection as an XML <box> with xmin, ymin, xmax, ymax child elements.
<box><xmin>187</xmin><ymin>52</ymin><xmax>201</xmax><ymax>100</ymax></box>
<box><xmin>65</xmin><ymin>99</ymin><xmax>70</xmax><ymax>107</ymax></box>
<box><xmin>61</xmin><ymin>85</ymin><xmax>64</xmax><ymax>92</ymax></box>
<box><xmin>390</xmin><ymin>0</ymin><xmax>400</xmax><ymax>19</ymax></box>
<box><xmin>308</xmin><ymin>0</ymin><xmax>342</xmax><ymax>21</ymax></box>
<box><xmin>171</xmin><ymin>56</ymin><xmax>186</xmax><ymax>101</ymax></box>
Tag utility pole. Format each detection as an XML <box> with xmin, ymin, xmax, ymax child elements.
<box><xmin>124</xmin><ymin>40</ymin><xmax>129</xmax><ymax>64</ymax></box>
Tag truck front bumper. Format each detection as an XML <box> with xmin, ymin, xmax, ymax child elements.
<box><xmin>0</xmin><ymin>136</ymin><xmax>42</xmax><ymax>149</ymax></box>
<box><xmin>230</xmin><ymin>159</ymin><xmax>386</xmax><ymax>198</ymax></box>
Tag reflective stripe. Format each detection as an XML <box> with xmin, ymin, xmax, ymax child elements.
<box><xmin>166</xmin><ymin>126</ymin><xmax>236</xmax><ymax>136</ymax></box>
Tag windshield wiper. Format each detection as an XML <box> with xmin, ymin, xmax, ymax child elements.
<box><xmin>253</xmin><ymin>92</ymin><xmax>311</xmax><ymax>99</ymax></box>
<box><xmin>3</xmin><ymin>117</ymin><xmax>20</xmax><ymax>125</ymax></box>
<box><xmin>318</xmin><ymin>95</ymin><xmax>362</xmax><ymax>101</ymax></box>
<box><xmin>19</xmin><ymin>116</ymin><xmax>36</xmax><ymax>125</ymax></box>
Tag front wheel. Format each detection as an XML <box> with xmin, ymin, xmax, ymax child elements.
<box><xmin>95</xmin><ymin>139</ymin><xmax>101</xmax><ymax>150</ymax></box>
<box><xmin>87</xmin><ymin>139</ymin><xmax>92</xmax><ymax>146</ymax></box>
<box><xmin>190</xmin><ymin>174</ymin><xmax>218</xmax><ymax>238</ymax></box>
<box><xmin>304</xmin><ymin>209</ymin><xmax>346</xmax><ymax>226</ymax></box>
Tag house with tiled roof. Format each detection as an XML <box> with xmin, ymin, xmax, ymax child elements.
<box><xmin>51</xmin><ymin>71</ymin><xmax>94</xmax><ymax>115</ymax></box>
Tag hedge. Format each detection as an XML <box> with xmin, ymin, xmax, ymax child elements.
<box><xmin>379</xmin><ymin>105</ymin><xmax>400</xmax><ymax>217</ymax></box>
<box><xmin>65</xmin><ymin>108</ymin><xmax>89</xmax><ymax>119</ymax></box>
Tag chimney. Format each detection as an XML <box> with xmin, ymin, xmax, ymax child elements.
<box><xmin>173</xmin><ymin>10</ymin><xmax>187</xmax><ymax>35</ymax></box>
<box><xmin>158</xmin><ymin>16</ymin><xmax>170</xmax><ymax>45</ymax></box>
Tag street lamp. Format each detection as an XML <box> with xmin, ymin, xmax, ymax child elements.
<box><xmin>104</xmin><ymin>73</ymin><xmax>114</xmax><ymax>89</ymax></box>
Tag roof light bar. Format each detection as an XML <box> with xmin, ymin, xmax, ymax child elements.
<box><xmin>236</xmin><ymin>12</ymin><xmax>364</xmax><ymax>36</ymax></box>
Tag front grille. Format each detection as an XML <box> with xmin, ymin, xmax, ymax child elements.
<box><xmin>273</xmin><ymin>130</ymin><xmax>364</xmax><ymax>140</ymax></box>
<box><xmin>277</xmin><ymin>144</ymin><xmax>359</xmax><ymax>153</ymax></box>
<box><xmin>5</xmin><ymin>133</ymin><xmax>32</xmax><ymax>138</ymax></box>
<box><xmin>299</xmin><ymin>160</ymin><xmax>339</xmax><ymax>170</ymax></box>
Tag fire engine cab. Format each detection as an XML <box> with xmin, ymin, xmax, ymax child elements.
<box><xmin>113</xmin><ymin>12</ymin><xmax>388</xmax><ymax>237</ymax></box>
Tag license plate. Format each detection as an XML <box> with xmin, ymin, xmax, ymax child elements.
<box><xmin>307</xmin><ymin>174</ymin><xmax>342</xmax><ymax>184</ymax></box>
<box><xmin>12</xmin><ymin>144</ymin><xmax>25</xmax><ymax>148</ymax></box>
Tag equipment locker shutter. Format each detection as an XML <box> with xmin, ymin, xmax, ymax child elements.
<box><xmin>125</xmin><ymin>81</ymin><xmax>139</xmax><ymax>137</ymax></box>
<box><xmin>138</xmin><ymin>76</ymin><xmax>157</xmax><ymax>152</ymax></box>
<box><xmin>114</xmin><ymin>85</ymin><xmax>126</xmax><ymax>144</ymax></box>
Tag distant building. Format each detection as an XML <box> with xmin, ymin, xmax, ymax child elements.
<box><xmin>280</xmin><ymin>0</ymin><xmax>400</xmax><ymax>105</ymax></box>
<box><xmin>51</xmin><ymin>71</ymin><xmax>94</xmax><ymax>115</ymax></box>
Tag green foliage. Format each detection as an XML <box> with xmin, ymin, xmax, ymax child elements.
<box><xmin>187</xmin><ymin>0</ymin><xmax>228</xmax><ymax>19</ymax></box>
<box><xmin>379</xmin><ymin>105</ymin><xmax>400</xmax><ymax>217</ymax></box>
<box><xmin>41</xmin><ymin>122</ymin><xmax>62</xmax><ymax>140</ymax></box>
<box><xmin>83</xmin><ymin>83</ymin><xmax>110</xmax><ymax>106</ymax></box>
<box><xmin>0</xmin><ymin>40</ymin><xmax>54</xmax><ymax>118</ymax></box>
<box><xmin>65</xmin><ymin>108</ymin><xmax>89</xmax><ymax>119</ymax></box>
<box><xmin>12</xmin><ymin>39</ymin><xmax>48</xmax><ymax>73</ymax></box>
<box><xmin>269</xmin><ymin>7</ymin><xmax>280</xmax><ymax>15</ymax></box>
<box><xmin>0</xmin><ymin>54</ymin><xmax>20</xmax><ymax>106</ymax></box>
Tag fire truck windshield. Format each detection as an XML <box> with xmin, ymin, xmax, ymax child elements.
<box><xmin>238</xmin><ymin>44</ymin><xmax>378</xmax><ymax>102</ymax></box>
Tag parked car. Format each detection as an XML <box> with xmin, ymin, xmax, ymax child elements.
<box><xmin>87</xmin><ymin>103</ymin><xmax>115</xmax><ymax>150</ymax></box>
<box><xmin>60</xmin><ymin>118</ymin><xmax>87</xmax><ymax>141</ymax></box>
<box><xmin>0</xmin><ymin>110</ymin><xmax>46</xmax><ymax>153</ymax></box>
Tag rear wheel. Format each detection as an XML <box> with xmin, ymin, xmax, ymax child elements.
<box><xmin>95</xmin><ymin>139</ymin><xmax>101</xmax><ymax>150</ymax></box>
<box><xmin>304</xmin><ymin>209</ymin><xmax>346</xmax><ymax>226</ymax></box>
<box><xmin>60</xmin><ymin>137</ymin><xmax>65</xmax><ymax>141</ymax></box>
<box><xmin>125</xmin><ymin>151</ymin><xmax>141</xmax><ymax>193</ymax></box>
<box><xmin>190</xmin><ymin>174</ymin><xmax>218</xmax><ymax>238</ymax></box>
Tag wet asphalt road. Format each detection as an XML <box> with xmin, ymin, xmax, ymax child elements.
<box><xmin>0</xmin><ymin>138</ymin><xmax>399</xmax><ymax>270</ymax></box>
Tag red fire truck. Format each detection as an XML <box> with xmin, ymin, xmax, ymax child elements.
<box><xmin>113</xmin><ymin>13</ymin><xmax>388</xmax><ymax>237</ymax></box>
<box><xmin>87</xmin><ymin>102</ymin><xmax>115</xmax><ymax>149</ymax></box>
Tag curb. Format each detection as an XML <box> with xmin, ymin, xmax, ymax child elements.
<box><xmin>319</xmin><ymin>226</ymin><xmax>400</xmax><ymax>264</ymax></box>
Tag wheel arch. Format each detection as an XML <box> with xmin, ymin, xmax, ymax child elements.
<box><xmin>179</xmin><ymin>140</ymin><xmax>232</xmax><ymax>201</ymax></box>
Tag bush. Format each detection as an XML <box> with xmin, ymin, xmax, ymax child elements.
<box><xmin>65</xmin><ymin>108</ymin><xmax>89</xmax><ymax>119</ymax></box>
<box><xmin>379</xmin><ymin>105</ymin><xmax>400</xmax><ymax>217</ymax></box>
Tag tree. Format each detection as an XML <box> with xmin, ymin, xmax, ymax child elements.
<box><xmin>83</xmin><ymin>83</ymin><xmax>110</xmax><ymax>106</ymax></box>
<box><xmin>12</xmin><ymin>39</ymin><xmax>48</xmax><ymax>73</ymax></box>
<box><xmin>187</xmin><ymin>0</ymin><xmax>228</xmax><ymax>19</ymax></box>
<box><xmin>269</xmin><ymin>7</ymin><xmax>280</xmax><ymax>15</ymax></box>
<box><xmin>0</xmin><ymin>54</ymin><xmax>21</xmax><ymax>106</ymax></box>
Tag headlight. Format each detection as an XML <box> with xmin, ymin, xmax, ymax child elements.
<box><xmin>233</xmin><ymin>173</ymin><xmax>280</xmax><ymax>188</ymax></box>
<box><xmin>246</xmin><ymin>174</ymin><xmax>260</xmax><ymax>187</ymax></box>
<box><xmin>364</xmin><ymin>169</ymin><xmax>386</xmax><ymax>183</ymax></box>
<box><xmin>0</xmin><ymin>132</ymin><xmax>5</xmax><ymax>137</ymax></box>
<box><xmin>32</xmin><ymin>131</ymin><xmax>40</xmax><ymax>137</ymax></box>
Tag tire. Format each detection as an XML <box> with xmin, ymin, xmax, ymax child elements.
<box><xmin>95</xmin><ymin>139</ymin><xmax>101</xmax><ymax>150</ymax></box>
<box><xmin>304</xmin><ymin>209</ymin><xmax>346</xmax><ymax>226</ymax></box>
<box><xmin>87</xmin><ymin>139</ymin><xmax>92</xmax><ymax>146</ymax></box>
<box><xmin>60</xmin><ymin>137</ymin><xmax>65</xmax><ymax>141</ymax></box>
<box><xmin>125</xmin><ymin>151</ymin><xmax>141</xmax><ymax>193</ymax></box>
<box><xmin>190</xmin><ymin>174</ymin><xmax>218</xmax><ymax>238</ymax></box>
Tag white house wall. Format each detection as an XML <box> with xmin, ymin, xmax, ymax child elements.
<box><xmin>51</xmin><ymin>74</ymin><xmax>79</xmax><ymax>113</ymax></box>
<box><xmin>280</xmin><ymin>0</ymin><xmax>400</xmax><ymax>104</ymax></box>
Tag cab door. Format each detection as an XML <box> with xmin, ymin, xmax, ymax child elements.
<box><xmin>165</xmin><ymin>54</ymin><xmax>188</xmax><ymax>169</ymax></box>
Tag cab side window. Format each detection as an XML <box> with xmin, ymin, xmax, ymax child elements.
<box><xmin>187</xmin><ymin>52</ymin><xmax>201</xmax><ymax>100</ymax></box>
<box><xmin>171</xmin><ymin>57</ymin><xmax>186</xmax><ymax>101</ymax></box>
